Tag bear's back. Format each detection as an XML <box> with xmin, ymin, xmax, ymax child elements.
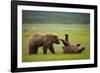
<box><xmin>29</xmin><ymin>33</ymin><xmax>44</xmax><ymax>42</ymax></box>
<box><xmin>29</xmin><ymin>33</ymin><xmax>58</xmax><ymax>43</ymax></box>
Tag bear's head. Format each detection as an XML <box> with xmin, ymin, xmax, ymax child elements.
<box><xmin>52</xmin><ymin>35</ymin><xmax>60</xmax><ymax>44</ymax></box>
<box><xmin>46</xmin><ymin>34</ymin><xmax>60</xmax><ymax>44</ymax></box>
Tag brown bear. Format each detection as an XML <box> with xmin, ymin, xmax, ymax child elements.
<box><xmin>60</xmin><ymin>34</ymin><xmax>85</xmax><ymax>54</ymax></box>
<box><xmin>28</xmin><ymin>33</ymin><xmax>60</xmax><ymax>54</ymax></box>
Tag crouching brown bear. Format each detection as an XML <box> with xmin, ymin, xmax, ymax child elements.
<box><xmin>60</xmin><ymin>34</ymin><xmax>85</xmax><ymax>54</ymax></box>
<box><xmin>29</xmin><ymin>33</ymin><xmax>60</xmax><ymax>54</ymax></box>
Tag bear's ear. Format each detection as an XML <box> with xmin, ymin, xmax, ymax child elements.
<box><xmin>54</xmin><ymin>35</ymin><xmax>57</xmax><ymax>38</ymax></box>
<box><xmin>76</xmin><ymin>44</ymin><xmax>81</xmax><ymax>47</ymax></box>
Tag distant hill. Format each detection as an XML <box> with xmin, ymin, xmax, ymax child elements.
<box><xmin>22</xmin><ymin>10</ymin><xmax>90</xmax><ymax>24</ymax></box>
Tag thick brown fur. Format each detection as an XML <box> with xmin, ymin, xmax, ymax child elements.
<box><xmin>29</xmin><ymin>33</ymin><xmax>60</xmax><ymax>54</ymax></box>
<box><xmin>60</xmin><ymin>34</ymin><xmax>85</xmax><ymax>54</ymax></box>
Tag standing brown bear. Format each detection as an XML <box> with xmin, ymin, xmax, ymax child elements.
<box><xmin>29</xmin><ymin>33</ymin><xmax>60</xmax><ymax>54</ymax></box>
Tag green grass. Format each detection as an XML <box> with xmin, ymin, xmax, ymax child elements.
<box><xmin>22</xmin><ymin>24</ymin><xmax>90</xmax><ymax>62</ymax></box>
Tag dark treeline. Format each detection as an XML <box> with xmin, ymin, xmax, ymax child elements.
<box><xmin>22</xmin><ymin>10</ymin><xmax>90</xmax><ymax>24</ymax></box>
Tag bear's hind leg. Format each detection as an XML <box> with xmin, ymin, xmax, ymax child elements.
<box><xmin>33</xmin><ymin>48</ymin><xmax>38</xmax><ymax>54</ymax></box>
<box><xmin>29</xmin><ymin>44</ymin><xmax>38</xmax><ymax>54</ymax></box>
<box><xmin>43</xmin><ymin>46</ymin><xmax>47</xmax><ymax>54</ymax></box>
<box><xmin>29</xmin><ymin>45</ymin><xmax>34</xmax><ymax>55</ymax></box>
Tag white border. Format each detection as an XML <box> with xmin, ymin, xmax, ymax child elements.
<box><xmin>17</xmin><ymin>5</ymin><xmax>94</xmax><ymax>68</ymax></box>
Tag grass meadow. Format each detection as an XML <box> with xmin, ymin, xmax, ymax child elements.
<box><xmin>22</xmin><ymin>24</ymin><xmax>90</xmax><ymax>62</ymax></box>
